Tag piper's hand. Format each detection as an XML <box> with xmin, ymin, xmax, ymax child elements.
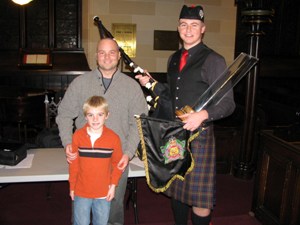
<box><xmin>178</xmin><ymin>110</ymin><xmax>208</xmax><ymax>132</ymax></box>
<box><xmin>135</xmin><ymin>70</ymin><xmax>153</xmax><ymax>87</ymax></box>
<box><xmin>117</xmin><ymin>154</ymin><xmax>129</xmax><ymax>171</ymax></box>
<box><xmin>65</xmin><ymin>144</ymin><xmax>77</xmax><ymax>164</ymax></box>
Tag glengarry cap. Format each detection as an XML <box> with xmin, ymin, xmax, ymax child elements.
<box><xmin>179</xmin><ymin>5</ymin><xmax>204</xmax><ymax>22</ymax></box>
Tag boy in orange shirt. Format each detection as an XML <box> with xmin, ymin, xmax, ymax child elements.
<box><xmin>69</xmin><ymin>96</ymin><xmax>123</xmax><ymax>225</ymax></box>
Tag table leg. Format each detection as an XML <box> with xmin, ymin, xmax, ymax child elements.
<box><xmin>126</xmin><ymin>177</ymin><xmax>139</xmax><ymax>224</ymax></box>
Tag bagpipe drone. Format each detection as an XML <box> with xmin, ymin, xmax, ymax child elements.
<box><xmin>93</xmin><ymin>16</ymin><xmax>159</xmax><ymax>110</ymax></box>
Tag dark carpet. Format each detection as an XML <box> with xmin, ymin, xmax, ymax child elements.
<box><xmin>0</xmin><ymin>174</ymin><xmax>261</xmax><ymax>225</ymax></box>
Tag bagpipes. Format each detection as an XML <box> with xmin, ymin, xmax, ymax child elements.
<box><xmin>93</xmin><ymin>16</ymin><xmax>159</xmax><ymax>110</ymax></box>
<box><xmin>93</xmin><ymin>17</ymin><xmax>259</xmax><ymax>193</ymax></box>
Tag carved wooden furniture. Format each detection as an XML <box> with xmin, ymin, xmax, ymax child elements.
<box><xmin>252</xmin><ymin>130</ymin><xmax>300</xmax><ymax>225</ymax></box>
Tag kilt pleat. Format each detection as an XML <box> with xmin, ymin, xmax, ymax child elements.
<box><xmin>164</xmin><ymin>126</ymin><xmax>216</xmax><ymax>209</ymax></box>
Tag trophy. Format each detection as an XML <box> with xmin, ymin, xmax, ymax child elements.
<box><xmin>175</xmin><ymin>52</ymin><xmax>259</xmax><ymax>117</ymax></box>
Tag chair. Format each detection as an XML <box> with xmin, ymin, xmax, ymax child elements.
<box><xmin>44</xmin><ymin>94</ymin><xmax>61</xmax><ymax>129</ymax></box>
<box><xmin>43</xmin><ymin>94</ymin><xmax>62</xmax><ymax>199</ymax></box>
<box><xmin>35</xmin><ymin>94</ymin><xmax>62</xmax><ymax>150</ymax></box>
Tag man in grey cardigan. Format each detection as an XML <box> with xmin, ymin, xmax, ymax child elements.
<box><xmin>56</xmin><ymin>38</ymin><xmax>148</xmax><ymax>225</ymax></box>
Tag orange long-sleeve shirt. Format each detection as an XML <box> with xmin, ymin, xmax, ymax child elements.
<box><xmin>69</xmin><ymin>124</ymin><xmax>123</xmax><ymax>198</ymax></box>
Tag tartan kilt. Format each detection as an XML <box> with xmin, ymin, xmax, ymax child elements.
<box><xmin>164</xmin><ymin>125</ymin><xmax>216</xmax><ymax>209</ymax></box>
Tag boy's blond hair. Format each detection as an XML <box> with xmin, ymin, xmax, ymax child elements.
<box><xmin>83</xmin><ymin>96</ymin><xmax>109</xmax><ymax>116</ymax></box>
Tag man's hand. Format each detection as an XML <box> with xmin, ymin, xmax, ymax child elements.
<box><xmin>117</xmin><ymin>154</ymin><xmax>129</xmax><ymax>170</ymax></box>
<box><xmin>65</xmin><ymin>144</ymin><xmax>77</xmax><ymax>164</ymax></box>
<box><xmin>178</xmin><ymin>110</ymin><xmax>209</xmax><ymax>131</ymax></box>
<box><xmin>70</xmin><ymin>190</ymin><xmax>74</xmax><ymax>200</ymax></box>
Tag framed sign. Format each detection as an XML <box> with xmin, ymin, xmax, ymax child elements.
<box><xmin>112</xmin><ymin>23</ymin><xmax>136</xmax><ymax>58</ymax></box>
<box><xmin>19</xmin><ymin>49</ymin><xmax>52</xmax><ymax>69</ymax></box>
<box><xmin>120</xmin><ymin>59</ymin><xmax>132</xmax><ymax>73</ymax></box>
<box><xmin>154</xmin><ymin>30</ymin><xmax>180</xmax><ymax>51</ymax></box>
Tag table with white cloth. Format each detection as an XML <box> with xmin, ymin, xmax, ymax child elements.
<box><xmin>0</xmin><ymin>148</ymin><xmax>145</xmax><ymax>224</ymax></box>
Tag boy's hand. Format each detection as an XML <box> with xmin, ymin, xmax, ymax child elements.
<box><xmin>106</xmin><ymin>185</ymin><xmax>116</xmax><ymax>201</ymax></box>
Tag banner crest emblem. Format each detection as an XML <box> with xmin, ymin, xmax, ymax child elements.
<box><xmin>161</xmin><ymin>137</ymin><xmax>186</xmax><ymax>164</ymax></box>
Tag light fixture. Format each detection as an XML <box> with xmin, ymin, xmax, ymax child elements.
<box><xmin>12</xmin><ymin>0</ymin><xmax>33</xmax><ymax>5</ymax></box>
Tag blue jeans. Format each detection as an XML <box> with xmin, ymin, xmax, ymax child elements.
<box><xmin>74</xmin><ymin>196</ymin><xmax>111</xmax><ymax>225</ymax></box>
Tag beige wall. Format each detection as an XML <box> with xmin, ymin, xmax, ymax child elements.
<box><xmin>82</xmin><ymin>0</ymin><xmax>237</xmax><ymax>72</ymax></box>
